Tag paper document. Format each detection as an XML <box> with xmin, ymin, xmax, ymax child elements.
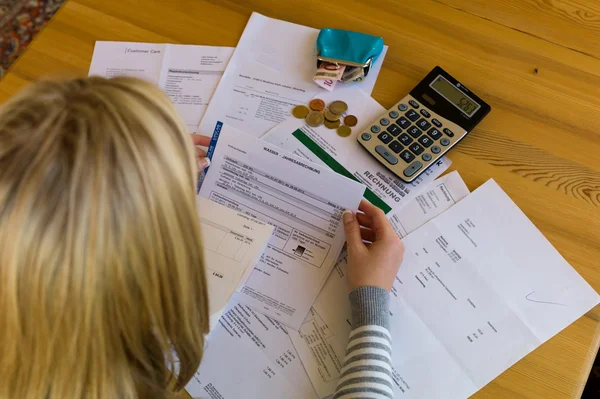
<box><xmin>199</xmin><ymin>124</ymin><xmax>365</xmax><ymax>328</ymax></box>
<box><xmin>197</xmin><ymin>197</ymin><xmax>273</xmax><ymax>329</ymax></box>
<box><xmin>89</xmin><ymin>41</ymin><xmax>234</xmax><ymax>131</ymax></box>
<box><xmin>186</xmin><ymin>294</ymin><xmax>317</xmax><ymax>399</ymax></box>
<box><xmin>295</xmin><ymin>178</ymin><xmax>600</xmax><ymax>398</ymax></box>
<box><xmin>263</xmin><ymin>87</ymin><xmax>451</xmax><ymax>214</ymax></box>
<box><xmin>197</xmin><ymin>12</ymin><xmax>387</xmax><ymax>137</ymax></box>
<box><xmin>289</xmin><ymin>171</ymin><xmax>471</xmax><ymax>397</ymax></box>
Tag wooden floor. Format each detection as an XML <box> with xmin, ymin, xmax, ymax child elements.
<box><xmin>0</xmin><ymin>0</ymin><xmax>599</xmax><ymax>398</ymax></box>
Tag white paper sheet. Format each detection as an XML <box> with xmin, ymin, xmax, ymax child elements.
<box><xmin>293</xmin><ymin>178</ymin><xmax>600</xmax><ymax>398</ymax></box>
<box><xmin>197</xmin><ymin>197</ymin><xmax>273</xmax><ymax>330</ymax></box>
<box><xmin>262</xmin><ymin>88</ymin><xmax>452</xmax><ymax>215</ymax></box>
<box><xmin>198</xmin><ymin>125</ymin><xmax>365</xmax><ymax>328</ymax></box>
<box><xmin>88</xmin><ymin>41</ymin><xmax>234</xmax><ymax>131</ymax></box>
<box><xmin>186</xmin><ymin>294</ymin><xmax>317</xmax><ymax>399</ymax></box>
<box><xmin>289</xmin><ymin>171</ymin><xmax>471</xmax><ymax>397</ymax></box>
<box><xmin>196</xmin><ymin>12</ymin><xmax>388</xmax><ymax>137</ymax></box>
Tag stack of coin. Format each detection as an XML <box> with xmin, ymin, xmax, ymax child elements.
<box><xmin>291</xmin><ymin>99</ymin><xmax>358</xmax><ymax>138</ymax></box>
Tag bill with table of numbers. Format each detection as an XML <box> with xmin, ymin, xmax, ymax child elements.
<box><xmin>198</xmin><ymin>123</ymin><xmax>365</xmax><ymax>329</ymax></box>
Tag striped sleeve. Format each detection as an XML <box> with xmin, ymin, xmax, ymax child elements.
<box><xmin>333</xmin><ymin>286</ymin><xmax>394</xmax><ymax>399</ymax></box>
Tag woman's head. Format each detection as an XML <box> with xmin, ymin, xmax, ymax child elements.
<box><xmin>0</xmin><ymin>77</ymin><xmax>209</xmax><ymax>398</ymax></box>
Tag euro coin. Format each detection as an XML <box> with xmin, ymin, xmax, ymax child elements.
<box><xmin>337</xmin><ymin>125</ymin><xmax>352</xmax><ymax>137</ymax></box>
<box><xmin>324</xmin><ymin>109</ymin><xmax>340</xmax><ymax>122</ymax></box>
<box><xmin>343</xmin><ymin>115</ymin><xmax>358</xmax><ymax>127</ymax></box>
<box><xmin>309</xmin><ymin>99</ymin><xmax>326</xmax><ymax>111</ymax></box>
<box><xmin>324</xmin><ymin>119</ymin><xmax>341</xmax><ymax>129</ymax></box>
<box><xmin>329</xmin><ymin>100</ymin><xmax>348</xmax><ymax>115</ymax></box>
<box><xmin>306</xmin><ymin>111</ymin><xmax>325</xmax><ymax>127</ymax></box>
<box><xmin>292</xmin><ymin>105</ymin><xmax>310</xmax><ymax>119</ymax></box>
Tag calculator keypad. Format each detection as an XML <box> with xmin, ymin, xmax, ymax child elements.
<box><xmin>386</xmin><ymin>124</ymin><xmax>402</xmax><ymax>136</ymax></box>
<box><xmin>405</xmin><ymin>109</ymin><xmax>419</xmax><ymax>121</ymax></box>
<box><xmin>378</xmin><ymin>132</ymin><xmax>393</xmax><ymax>144</ymax></box>
<box><xmin>407</xmin><ymin>126</ymin><xmax>422</xmax><ymax>138</ymax></box>
<box><xmin>397</xmin><ymin>117</ymin><xmax>410</xmax><ymax>129</ymax></box>
<box><xmin>358</xmin><ymin>94</ymin><xmax>468</xmax><ymax>182</ymax></box>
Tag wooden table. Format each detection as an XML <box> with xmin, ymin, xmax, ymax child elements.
<box><xmin>1</xmin><ymin>0</ymin><xmax>599</xmax><ymax>397</ymax></box>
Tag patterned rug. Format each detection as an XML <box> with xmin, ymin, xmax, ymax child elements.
<box><xmin>0</xmin><ymin>0</ymin><xmax>65</xmax><ymax>78</ymax></box>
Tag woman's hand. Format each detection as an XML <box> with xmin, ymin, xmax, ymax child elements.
<box><xmin>342</xmin><ymin>200</ymin><xmax>405</xmax><ymax>292</ymax></box>
<box><xmin>191</xmin><ymin>134</ymin><xmax>211</xmax><ymax>170</ymax></box>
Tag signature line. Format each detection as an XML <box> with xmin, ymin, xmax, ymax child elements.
<box><xmin>525</xmin><ymin>291</ymin><xmax>567</xmax><ymax>307</ymax></box>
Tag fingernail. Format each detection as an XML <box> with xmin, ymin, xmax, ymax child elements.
<box><xmin>198</xmin><ymin>157</ymin><xmax>211</xmax><ymax>170</ymax></box>
<box><xmin>342</xmin><ymin>210</ymin><xmax>353</xmax><ymax>224</ymax></box>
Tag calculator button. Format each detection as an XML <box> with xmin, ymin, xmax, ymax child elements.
<box><xmin>399</xmin><ymin>133</ymin><xmax>413</xmax><ymax>145</ymax></box>
<box><xmin>386</xmin><ymin>124</ymin><xmax>402</xmax><ymax>136</ymax></box>
<box><xmin>378</xmin><ymin>132</ymin><xmax>393</xmax><ymax>144</ymax></box>
<box><xmin>409</xmin><ymin>143</ymin><xmax>424</xmax><ymax>155</ymax></box>
<box><xmin>432</xmin><ymin>118</ymin><xmax>442</xmax><ymax>128</ymax></box>
<box><xmin>361</xmin><ymin>133</ymin><xmax>372</xmax><ymax>141</ymax></box>
<box><xmin>403</xmin><ymin>161</ymin><xmax>423</xmax><ymax>178</ymax></box>
<box><xmin>399</xmin><ymin>150</ymin><xmax>415</xmax><ymax>163</ymax></box>
<box><xmin>371</xmin><ymin>125</ymin><xmax>381</xmax><ymax>133</ymax></box>
<box><xmin>405</xmin><ymin>109</ymin><xmax>419</xmax><ymax>122</ymax></box>
<box><xmin>418</xmin><ymin>135</ymin><xmax>433</xmax><ymax>148</ymax></box>
<box><xmin>416</xmin><ymin>118</ymin><xmax>431</xmax><ymax>130</ymax></box>
<box><xmin>443</xmin><ymin>128</ymin><xmax>455</xmax><ymax>137</ymax></box>
<box><xmin>431</xmin><ymin>145</ymin><xmax>441</xmax><ymax>154</ymax></box>
<box><xmin>398</xmin><ymin>103</ymin><xmax>408</xmax><ymax>111</ymax></box>
<box><xmin>388</xmin><ymin>140</ymin><xmax>403</xmax><ymax>154</ymax></box>
<box><xmin>427</xmin><ymin>128</ymin><xmax>442</xmax><ymax>140</ymax></box>
<box><xmin>420</xmin><ymin>109</ymin><xmax>431</xmax><ymax>118</ymax></box>
<box><xmin>409</xmin><ymin>100</ymin><xmax>420</xmax><ymax>109</ymax></box>
<box><xmin>397</xmin><ymin>117</ymin><xmax>411</xmax><ymax>129</ymax></box>
<box><xmin>380</xmin><ymin>118</ymin><xmax>390</xmax><ymax>126</ymax></box>
<box><xmin>440</xmin><ymin>138</ymin><xmax>451</xmax><ymax>146</ymax></box>
<box><xmin>422</xmin><ymin>153</ymin><xmax>432</xmax><ymax>162</ymax></box>
<box><xmin>389</xmin><ymin>110</ymin><xmax>399</xmax><ymax>119</ymax></box>
<box><xmin>375</xmin><ymin>145</ymin><xmax>399</xmax><ymax>165</ymax></box>
<box><xmin>407</xmin><ymin>126</ymin><xmax>422</xmax><ymax>138</ymax></box>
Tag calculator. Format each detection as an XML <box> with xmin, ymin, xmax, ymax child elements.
<box><xmin>357</xmin><ymin>66</ymin><xmax>491</xmax><ymax>183</ymax></box>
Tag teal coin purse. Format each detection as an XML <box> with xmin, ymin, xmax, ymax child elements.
<box><xmin>316</xmin><ymin>28</ymin><xmax>384</xmax><ymax>78</ymax></box>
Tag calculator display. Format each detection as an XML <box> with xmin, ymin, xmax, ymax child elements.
<box><xmin>430</xmin><ymin>75</ymin><xmax>480</xmax><ymax>117</ymax></box>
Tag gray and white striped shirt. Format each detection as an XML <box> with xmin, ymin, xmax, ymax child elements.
<box><xmin>333</xmin><ymin>286</ymin><xmax>394</xmax><ymax>399</ymax></box>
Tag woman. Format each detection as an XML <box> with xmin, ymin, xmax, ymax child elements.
<box><xmin>0</xmin><ymin>77</ymin><xmax>404</xmax><ymax>398</ymax></box>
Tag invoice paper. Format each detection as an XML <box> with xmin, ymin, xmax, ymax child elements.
<box><xmin>263</xmin><ymin>87</ymin><xmax>451</xmax><ymax>215</ymax></box>
<box><xmin>289</xmin><ymin>171</ymin><xmax>471</xmax><ymax>397</ymax></box>
<box><xmin>186</xmin><ymin>294</ymin><xmax>317</xmax><ymax>399</ymax></box>
<box><xmin>295</xmin><ymin>178</ymin><xmax>600</xmax><ymax>398</ymax></box>
<box><xmin>88</xmin><ymin>41</ymin><xmax>234</xmax><ymax>131</ymax></box>
<box><xmin>197</xmin><ymin>12</ymin><xmax>388</xmax><ymax>137</ymax></box>
<box><xmin>198</xmin><ymin>125</ymin><xmax>366</xmax><ymax>328</ymax></box>
<box><xmin>196</xmin><ymin>197</ymin><xmax>273</xmax><ymax>330</ymax></box>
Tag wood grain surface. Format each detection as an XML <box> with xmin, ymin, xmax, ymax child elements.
<box><xmin>0</xmin><ymin>1</ymin><xmax>599</xmax><ymax>398</ymax></box>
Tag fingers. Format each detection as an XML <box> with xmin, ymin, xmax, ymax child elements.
<box><xmin>360</xmin><ymin>227</ymin><xmax>376</xmax><ymax>243</ymax></box>
<box><xmin>191</xmin><ymin>134</ymin><xmax>211</xmax><ymax>147</ymax></box>
<box><xmin>358</xmin><ymin>200</ymin><xmax>394</xmax><ymax>240</ymax></box>
<box><xmin>197</xmin><ymin>157</ymin><xmax>211</xmax><ymax>170</ymax></box>
<box><xmin>342</xmin><ymin>210</ymin><xmax>365</xmax><ymax>252</ymax></box>
<box><xmin>356</xmin><ymin>212</ymin><xmax>373</xmax><ymax>229</ymax></box>
<box><xmin>195</xmin><ymin>146</ymin><xmax>207</xmax><ymax>159</ymax></box>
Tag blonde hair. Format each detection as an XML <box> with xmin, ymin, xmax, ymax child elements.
<box><xmin>0</xmin><ymin>77</ymin><xmax>209</xmax><ymax>398</ymax></box>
